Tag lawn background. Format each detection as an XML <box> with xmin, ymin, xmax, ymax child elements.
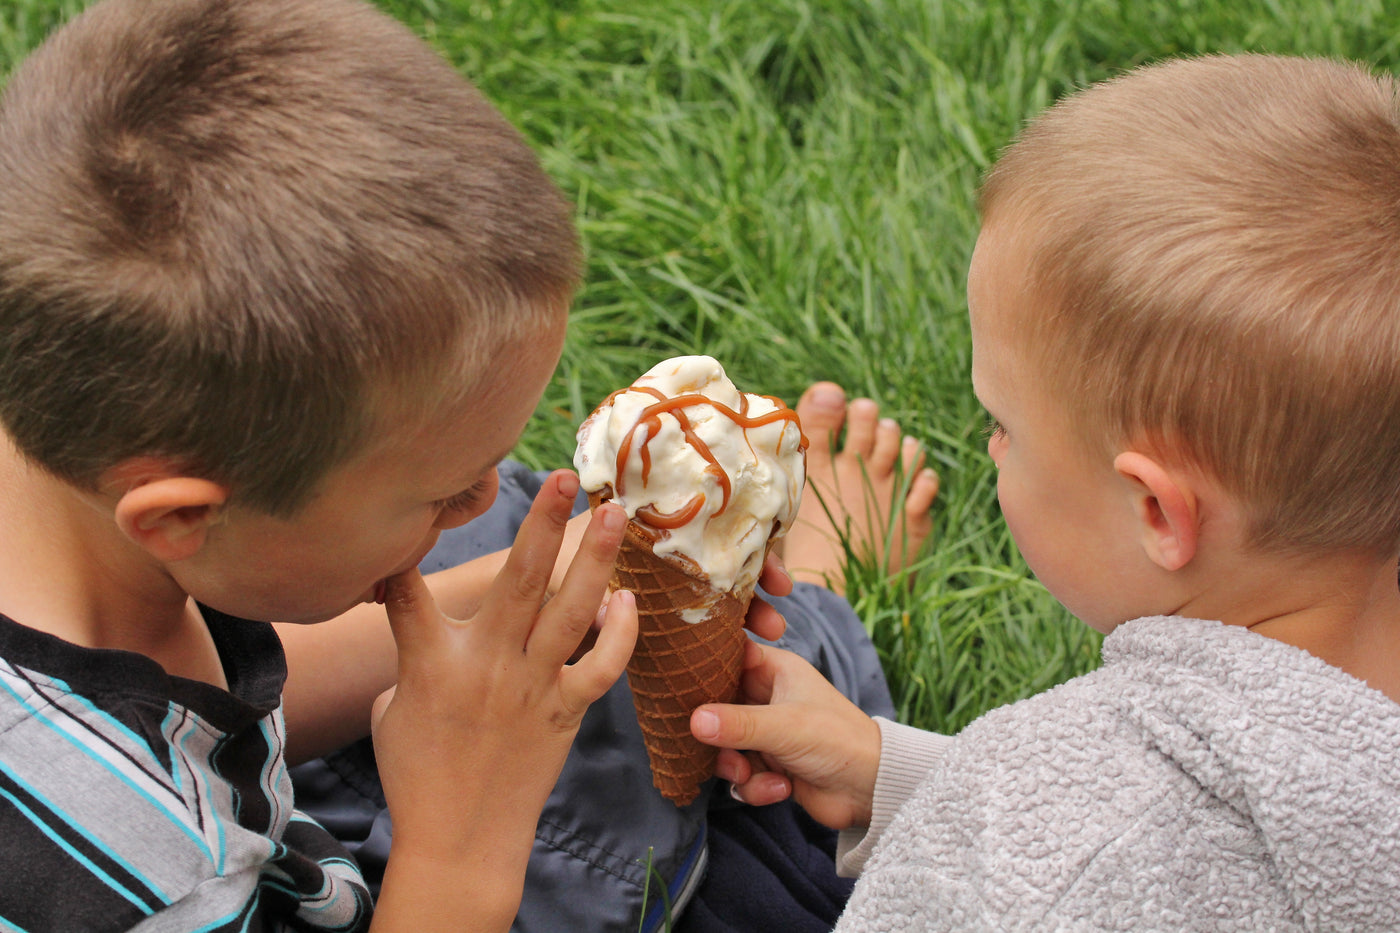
<box><xmin>5</xmin><ymin>0</ymin><xmax>1400</xmax><ymax>733</ymax></box>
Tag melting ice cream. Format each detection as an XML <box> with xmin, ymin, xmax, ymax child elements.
<box><xmin>573</xmin><ymin>355</ymin><xmax>807</xmax><ymax>602</ymax></box>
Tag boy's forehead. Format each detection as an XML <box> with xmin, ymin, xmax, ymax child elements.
<box><xmin>967</xmin><ymin>220</ymin><xmax>1044</xmax><ymax>401</ymax></box>
<box><xmin>966</xmin><ymin>235</ymin><xmax>999</xmax><ymax>404</ymax></box>
<box><xmin>966</xmin><ymin>225</ymin><xmax>1013</xmax><ymax>340</ymax></box>
<box><xmin>362</xmin><ymin>316</ymin><xmax>564</xmax><ymax>458</ymax></box>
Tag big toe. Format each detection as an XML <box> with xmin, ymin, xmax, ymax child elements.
<box><xmin>796</xmin><ymin>382</ymin><xmax>848</xmax><ymax>447</ymax></box>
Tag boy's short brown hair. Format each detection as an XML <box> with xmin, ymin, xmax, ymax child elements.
<box><xmin>981</xmin><ymin>54</ymin><xmax>1400</xmax><ymax>555</ymax></box>
<box><xmin>0</xmin><ymin>0</ymin><xmax>579</xmax><ymax>515</ymax></box>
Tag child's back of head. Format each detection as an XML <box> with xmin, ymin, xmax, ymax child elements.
<box><xmin>980</xmin><ymin>54</ymin><xmax>1400</xmax><ymax>558</ymax></box>
<box><xmin>0</xmin><ymin>0</ymin><xmax>579</xmax><ymax>515</ymax></box>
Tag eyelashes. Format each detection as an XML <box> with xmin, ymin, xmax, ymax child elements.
<box><xmin>435</xmin><ymin>477</ymin><xmax>493</xmax><ymax>512</ymax></box>
<box><xmin>982</xmin><ymin>416</ymin><xmax>1007</xmax><ymax>441</ymax></box>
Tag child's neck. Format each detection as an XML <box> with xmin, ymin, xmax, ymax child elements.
<box><xmin>1221</xmin><ymin>550</ymin><xmax>1400</xmax><ymax>705</ymax></box>
<box><xmin>0</xmin><ymin>441</ymin><xmax>229</xmax><ymax>689</ymax></box>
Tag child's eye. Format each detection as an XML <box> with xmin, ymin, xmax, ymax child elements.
<box><xmin>435</xmin><ymin>478</ymin><xmax>491</xmax><ymax>512</ymax></box>
<box><xmin>982</xmin><ymin>416</ymin><xmax>1007</xmax><ymax>441</ymax></box>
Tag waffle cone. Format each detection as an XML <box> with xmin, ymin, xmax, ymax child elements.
<box><xmin>592</xmin><ymin>493</ymin><xmax>751</xmax><ymax>805</ymax></box>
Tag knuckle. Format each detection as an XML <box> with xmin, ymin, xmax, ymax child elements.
<box><xmin>507</xmin><ymin>563</ymin><xmax>550</xmax><ymax>602</ymax></box>
<box><xmin>589</xmin><ymin>530</ymin><xmax>622</xmax><ymax>562</ymax></box>
<box><xmin>733</xmin><ymin>711</ymin><xmax>763</xmax><ymax>748</ymax></box>
<box><xmin>544</xmin><ymin>498</ymin><xmax>572</xmax><ymax>532</ymax></box>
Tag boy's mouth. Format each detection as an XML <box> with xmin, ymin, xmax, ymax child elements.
<box><xmin>372</xmin><ymin>579</ymin><xmax>388</xmax><ymax>604</ymax></box>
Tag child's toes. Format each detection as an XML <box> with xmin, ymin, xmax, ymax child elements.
<box><xmin>907</xmin><ymin>468</ymin><xmax>940</xmax><ymax>517</ymax></box>
<box><xmin>842</xmin><ymin>398</ymin><xmax>880</xmax><ymax>456</ymax></box>
<box><xmin>796</xmin><ymin>382</ymin><xmax>847</xmax><ymax>461</ymax></box>
<box><xmin>870</xmin><ymin>417</ymin><xmax>903</xmax><ymax>473</ymax></box>
<box><xmin>900</xmin><ymin>435</ymin><xmax>926</xmax><ymax>478</ymax></box>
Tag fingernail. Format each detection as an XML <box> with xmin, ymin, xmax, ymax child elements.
<box><xmin>601</xmin><ymin>505</ymin><xmax>625</xmax><ymax>532</ymax></box>
<box><xmin>729</xmin><ymin>783</ymin><xmax>746</xmax><ymax>804</ymax></box>
<box><xmin>692</xmin><ymin>708</ymin><xmax>719</xmax><ymax>739</ymax></box>
<box><xmin>558</xmin><ymin>471</ymin><xmax>580</xmax><ymax>498</ymax></box>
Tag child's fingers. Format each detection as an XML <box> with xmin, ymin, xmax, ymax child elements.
<box><xmin>757</xmin><ymin>551</ymin><xmax>793</xmax><ymax>598</ymax></box>
<box><xmin>691</xmin><ymin>643</ymin><xmax>844</xmax><ymax>752</ymax></box>
<box><xmin>713</xmin><ymin>747</ymin><xmax>754</xmax><ymax>785</ymax></box>
<box><xmin>527</xmin><ymin>501</ymin><xmax>627</xmax><ymax>666</ymax></box>
<box><xmin>713</xmin><ymin>748</ymin><xmax>794</xmax><ymax>807</ymax></box>
<box><xmin>726</xmin><ymin>768</ymin><xmax>793</xmax><ymax>807</ymax></box>
<box><xmin>559</xmin><ymin>589</ymin><xmax>637</xmax><ymax>714</ymax></box>
<box><xmin>381</xmin><ymin>567</ymin><xmax>446</xmax><ymax>678</ymax></box>
<box><xmin>744</xmin><ymin>596</ymin><xmax>787</xmax><ymax>642</ymax></box>
<box><xmin>691</xmin><ymin>701</ymin><xmax>769</xmax><ymax>753</ymax></box>
<box><xmin>734</xmin><ymin>639</ymin><xmax>782</xmax><ymax>704</ymax></box>
<box><xmin>479</xmin><ymin>469</ymin><xmax>579</xmax><ymax>640</ymax></box>
<box><xmin>548</xmin><ymin>511</ymin><xmax>594</xmax><ymax>597</ymax></box>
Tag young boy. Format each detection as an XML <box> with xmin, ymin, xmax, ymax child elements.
<box><xmin>691</xmin><ymin>54</ymin><xmax>1400</xmax><ymax>929</ymax></box>
<box><xmin>0</xmin><ymin>1</ymin><xmax>641</xmax><ymax>930</ymax></box>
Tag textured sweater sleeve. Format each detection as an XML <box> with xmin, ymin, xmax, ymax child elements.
<box><xmin>836</xmin><ymin>717</ymin><xmax>954</xmax><ymax>877</ymax></box>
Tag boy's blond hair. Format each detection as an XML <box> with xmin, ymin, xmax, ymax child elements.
<box><xmin>981</xmin><ymin>54</ymin><xmax>1400</xmax><ymax>555</ymax></box>
<box><xmin>0</xmin><ymin>0</ymin><xmax>579</xmax><ymax>516</ymax></box>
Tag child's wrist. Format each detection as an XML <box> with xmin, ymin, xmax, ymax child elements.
<box><xmin>376</xmin><ymin>846</ymin><xmax>527</xmax><ymax>931</ymax></box>
<box><xmin>843</xmin><ymin>711</ymin><xmax>884</xmax><ymax>827</ymax></box>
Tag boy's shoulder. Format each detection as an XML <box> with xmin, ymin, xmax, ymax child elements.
<box><xmin>861</xmin><ymin>616</ymin><xmax>1400</xmax><ymax>929</ymax></box>
<box><xmin>0</xmin><ymin>610</ymin><xmax>371</xmax><ymax>931</ymax></box>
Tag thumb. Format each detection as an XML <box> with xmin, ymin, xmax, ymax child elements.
<box><xmin>691</xmin><ymin>702</ymin><xmax>775</xmax><ymax>753</ymax></box>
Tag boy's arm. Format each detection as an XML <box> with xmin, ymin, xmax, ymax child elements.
<box><xmin>367</xmin><ymin>470</ymin><xmax>637</xmax><ymax>931</ymax></box>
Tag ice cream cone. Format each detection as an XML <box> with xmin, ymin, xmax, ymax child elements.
<box><xmin>575</xmin><ymin>357</ymin><xmax>806</xmax><ymax>804</ymax></box>
<box><xmin>595</xmin><ymin>493</ymin><xmax>750</xmax><ymax>805</ymax></box>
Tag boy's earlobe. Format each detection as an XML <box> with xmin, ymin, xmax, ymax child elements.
<box><xmin>1113</xmin><ymin>451</ymin><xmax>1199</xmax><ymax>572</ymax></box>
<box><xmin>113</xmin><ymin>477</ymin><xmax>230</xmax><ymax>563</ymax></box>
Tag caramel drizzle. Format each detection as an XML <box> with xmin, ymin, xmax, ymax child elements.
<box><xmin>609</xmin><ymin>385</ymin><xmax>808</xmax><ymax>529</ymax></box>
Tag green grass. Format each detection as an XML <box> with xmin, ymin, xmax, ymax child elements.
<box><xmin>7</xmin><ymin>0</ymin><xmax>1400</xmax><ymax>732</ymax></box>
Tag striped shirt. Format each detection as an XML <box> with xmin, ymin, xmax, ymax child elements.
<box><xmin>0</xmin><ymin>607</ymin><xmax>372</xmax><ymax>932</ymax></box>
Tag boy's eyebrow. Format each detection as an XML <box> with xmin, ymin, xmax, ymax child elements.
<box><xmin>468</xmin><ymin>448</ymin><xmax>515</xmax><ymax>483</ymax></box>
<box><xmin>968</xmin><ymin>369</ymin><xmax>988</xmax><ymax>410</ymax></box>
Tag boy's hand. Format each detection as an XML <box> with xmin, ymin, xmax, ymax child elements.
<box><xmin>690</xmin><ymin>640</ymin><xmax>881</xmax><ymax>831</ymax></box>
<box><xmin>368</xmin><ymin>470</ymin><xmax>636</xmax><ymax>923</ymax></box>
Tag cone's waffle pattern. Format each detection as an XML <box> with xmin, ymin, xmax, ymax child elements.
<box><xmin>612</xmin><ymin>523</ymin><xmax>749</xmax><ymax>805</ymax></box>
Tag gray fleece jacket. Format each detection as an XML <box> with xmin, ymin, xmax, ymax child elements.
<box><xmin>835</xmin><ymin>616</ymin><xmax>1400</xmax><ymax>931</ymax></box>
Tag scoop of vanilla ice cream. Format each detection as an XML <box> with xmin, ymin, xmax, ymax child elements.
<box><xmin>574</xmin><ymin>355</ymin><xmax>806</xmax><ymax>598</ymax></box>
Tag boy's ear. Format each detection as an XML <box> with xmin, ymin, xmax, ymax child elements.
<box><xmin>1113</xmin><ymin>451</ymin><xmax>1198</xmax><ymax>572</ymax></box>
<box><xmin>110</xmin><ymin>469</ymin><xmax>230</xmax><ymax>563</ymax></box>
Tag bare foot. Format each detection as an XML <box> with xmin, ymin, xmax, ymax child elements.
<box><xmin>781</xmin><ymin>382</ymin><xmax>939</xmax><ymax>595</ymax></box>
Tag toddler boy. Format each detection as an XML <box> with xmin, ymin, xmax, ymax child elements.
<box><xmin>0</xmin><ymin>0</ymin><xmax>638</xmax><ymax>930</ymax></box>
<box><xmin>693</xmin><ymin>54</ymin><xmax>1400</xmax><ymax>930</ymax></box>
